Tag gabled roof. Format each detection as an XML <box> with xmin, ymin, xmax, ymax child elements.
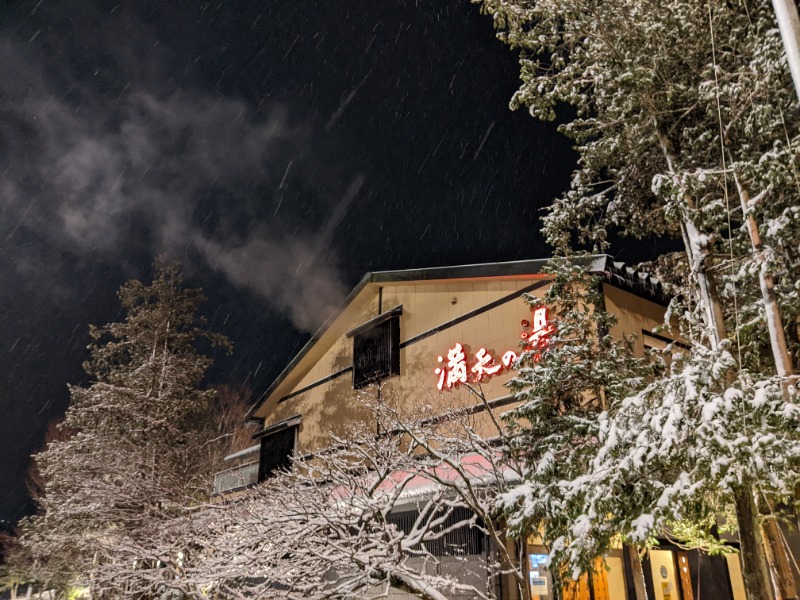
<box><xmin>246</xmin><ymin>254</ymin><xmax>667</xmax><ymax>420</ymax></box>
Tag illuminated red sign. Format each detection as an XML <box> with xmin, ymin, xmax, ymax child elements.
<box><xmin>435</xmin><ymin>306</ymin><xmax>554</xmax><ymax>391</ymax></box>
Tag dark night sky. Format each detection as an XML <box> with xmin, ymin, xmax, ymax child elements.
<box><xmin>0</xmin><ymin>0</ymin><xmax>643</xmax><ymax>525</ymax></box>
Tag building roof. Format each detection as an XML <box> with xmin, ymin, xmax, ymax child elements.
<box><xmin>246</xmin><ymin>254</ymin><xmax>667</xmax><ymax>420</ymax></box>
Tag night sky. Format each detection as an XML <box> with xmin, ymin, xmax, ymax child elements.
<box><xmin>0</xmin><ymin>0</ymin><xmax>606</xmax><ymax>524</ymax></box>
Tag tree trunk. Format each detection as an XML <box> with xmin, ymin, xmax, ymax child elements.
<box><xmin>677</xmin><ymin>216</ymin><xmax>728</xmax><ymax>346</ymax></box>
<box><xmin>771</xmin><ymin>0</ymin><xmax>800</xmax><ymax>103</ymax></box>
<box><xmin>733</xmin><ymin>177</ymin><xmax>794</xmax><ymax>385</ymax></box>
<box><xmin>653</xmin><ymin>120</ymin><xmax>727</xmax><ymax>346</ymax></box>
<box><xmin>491</xmin><ymin>525</ymin><xmax>531</xmax><ymax>600</ymax></box>
<box><xmin>762</xmin><ymin>515</ymin><xmax>799</xmax><ymax>600</ymax></box>
<box><xmin>515</xmin><ymin>536</ymin><xmax>533</xmax><ymax>600</ymax></box>
<box><xmin>624</xmin><ymin>544</ymin><xmax>649</xmax><ymax>600</ymax></box>
<box><xmin>734</xmin><ymin>176</ymin><xmax>798</xmax><ymax>600</ymax></box>
<box><xmin>733</xmin><ymin>484</ymin><xmax>775</xmax><ymax>600</ymax></box>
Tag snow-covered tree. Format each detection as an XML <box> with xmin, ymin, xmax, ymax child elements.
<box><xmin>11</xmin><ymin>260</ymin><xmax>230</xmax><ymax>595</ymax></box>
<box><xmin>370</xmin><ymin>392</ymin><xmax>533</xmax><ymax>599</ymax></box>
<box><xmin>474</xmin><ymin>0</ymin><xmax>800</xmax><ymax>597</ymax></box>
<box><xmin>494</xmin><ymin>265</ymin><xmax>800</xmax><ymax>600</ymax></box>
<box><xmin>114</xmin><ymin>393</ymin><xmax>531</xmax><ymax>600</ymax></box>
<box><xmin>581</xmin><ymin>336</ymin><xmax>800</xmax><ymax>588</ymax></box>
<box><xmin>497</xmin><ymin>261</ymin><xmax>659</xmax><ymax>587</ymax></box>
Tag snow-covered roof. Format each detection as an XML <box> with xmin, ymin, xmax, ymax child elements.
<box><xmin>604</xmin><ymin>260</ymin><xmax>669</xmax><ymax>306</ymax></box>
<box><xmin>329</xmin><ymin>451</ymin><xmax>520</xmax><ymax>508</ymax></box>
<box><xmin>223</xmin><ymin>444</ymin><xmax>260</xmax><ymax>462</ymax></box>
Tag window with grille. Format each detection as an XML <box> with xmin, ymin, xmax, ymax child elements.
<box><xmin>348</xmin><ymin>307</ymin><xmax>401</xmax><ymax>389</ymax></box>
<box><xmin>387</xmin><ymin>507</ymin><xmax>485</xmax><ymax>556</ymax></box>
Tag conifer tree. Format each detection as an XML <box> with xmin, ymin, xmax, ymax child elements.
<box><xmin>474</xmin><ymin>0</ymin><xmax>800</xmax><ymax>598</ymax></box>
<box><xmin>498</xmin><ymin>260</ymin><xmax>659</xmax><ymax>583</ymax></box>
<box><xmin>13</xmin><ymin>260</ymin><xmax>230</xmax><ymax>594</ymax></box>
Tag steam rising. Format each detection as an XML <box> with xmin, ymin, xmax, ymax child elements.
<box><xmin>0</xmin><ymin>34</ymin><xmax>360</xmax><ymax>332</ymax></box>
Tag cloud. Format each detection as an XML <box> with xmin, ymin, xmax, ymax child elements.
<box><xmin>0</xmin><ymin>32</ymin><xmax>359</xmax><ymax>331</ymax></box>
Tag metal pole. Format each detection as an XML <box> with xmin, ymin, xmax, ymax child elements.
<box><xmin>772</xmin><ymin>0</ymin><xmax>800</xmax><ymax>102</ymax></box>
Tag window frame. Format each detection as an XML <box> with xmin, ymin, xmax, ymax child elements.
<box><xmin>253</xmin><ymin>415</ymin><xmax>301</xmax><ymax>482</ymax></box>
<box><xmin>347</xmin><ymin>305</ymin><xmax>402</xmax><ymax>390</ymax></box>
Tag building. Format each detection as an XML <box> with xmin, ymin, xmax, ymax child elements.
<box><xmin>218</xmin><ymin>255</ymin><xmax>752</xmax><ymax>600</ymax></box>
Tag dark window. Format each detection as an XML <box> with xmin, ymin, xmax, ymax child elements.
<box><xmin>388</xmin><ymin>507</ymin><xmax>485</xmax><ymax>556</ymax></box>
<box><xmin>352</xmin><ymin>314</ymin><xmax>400</xmax><ymax>389</ymax></box>
<box><xmin>258</xmin><ymin>425</ymin><xmax>296</xmax><ymax>482</ymax></box>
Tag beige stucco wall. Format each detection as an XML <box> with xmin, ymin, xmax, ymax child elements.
<box><xmin>261</xmin><ymin>278</ymin><xmax>548</xmax><ymax>454</ymax></box>
<box><xmin>602</xmin><ymin>284</ymin><xmax>670</xmax><ymax>356</ymax></box>
<box><xmin>258</xmin><ymin>278</ymin><xmax>667</xmax><ymax>456</ymax></box>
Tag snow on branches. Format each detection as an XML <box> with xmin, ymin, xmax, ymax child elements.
<box><xmin>475</xmin><ymin>0</ymin><xmax>800</xmax><ymax>596</ymax></box>
<box><xmin>101</xmin><ymin>393</ymin><xmax>532</xmax><ymax>600</ymax></box>
<box><xmin>9</xmin><ymin>260</ymin><xmax>232</xmax><ymax>596</ymax></box>
<box><xmin>495</xmin><ymin>262</ymin><xmax>800</xmax><ymax>597</ymax></box>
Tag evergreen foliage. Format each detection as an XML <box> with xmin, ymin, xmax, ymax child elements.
<box><xmin>499</xmin><ymin>260</ymin><xmax>660</xmax><ymax>578</ymax></box>
<box><xmin>11</xmin><ymin>260</ymin><xmax>230</xmax><ymax>594</ymax></box>
<box><xmin>474</xmin><ymin>0</ymin><xmax>800</xmax><ymax>596</ymax></box>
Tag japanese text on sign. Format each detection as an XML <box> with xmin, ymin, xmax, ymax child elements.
<box><xmin>435</xmin><ymin>306</ymin><xmax>554</xmax><ymax>391</ymax></box>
